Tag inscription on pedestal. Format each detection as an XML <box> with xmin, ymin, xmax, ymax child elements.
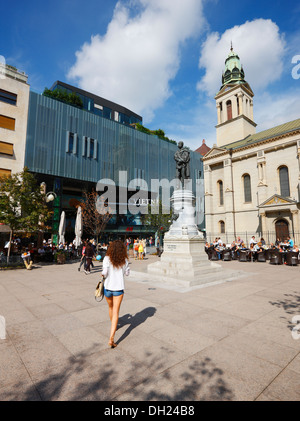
<box><xmin>166</xmin><ymin>244</ymin><xmax>177</xmax><ymax>251</ymax></box>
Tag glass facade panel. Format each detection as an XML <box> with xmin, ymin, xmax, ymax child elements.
<box><xmin>25</xmin><ymin>91</ymin><xmax>204</xmax><ymax>230</ymax></box>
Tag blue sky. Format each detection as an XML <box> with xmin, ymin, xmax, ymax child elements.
<box><xmin>1</xmin><ymin>0</ymin><xmax>300</xmax><ymax>150</ymax></box>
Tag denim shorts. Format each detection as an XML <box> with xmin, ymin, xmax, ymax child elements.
<box><xmin>104</xmin><ymin>287</ymin><xmax>124</xmax><ymax>298</ymax></box>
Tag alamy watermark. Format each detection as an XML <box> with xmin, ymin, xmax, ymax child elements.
<box><xmin>0</xmin><ymin>315</ymin><xmax>6</xmax><ymax>340</ymax></box>
<box><xmin>291</xmin><ymin>315</ymin><xmax>300</xmax><ymax>340</ymax></box>
<box><xmin>291</xmin><ymin>55</ymin><xmax>300</xmax><ymax>80</ymax></box>
<box><xmin>95</xmin><ymin>172</ymin><xmax>205</xmax><ymax>224</ymax></box>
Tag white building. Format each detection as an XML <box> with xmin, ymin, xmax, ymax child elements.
<box><xmin>0</xmin><ymin>63</ymin><xmax>30</xmax><ymax>177</ymax></box>
<box><xmin>202</xmin><ymin>47</ymin><xmax>300</xmax><ymax>246</ymax></box>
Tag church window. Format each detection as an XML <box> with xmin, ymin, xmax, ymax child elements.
<box><xmin>279</xmin><ymin>166</ymin><xmax>290</xmax><ymax>197</ymax></box>
<box><xmin>218</xmin><ymin>180</ymin><xmax>224</xmax><ymax>206</ymax></box>
<box><xmin>226</xmin><ymin>100</ymin><xmax>232</xmax><ymax>120</ymax></box>
<box><xmin>243</xmin><ymin>174</ymin><xmax>252</xmax><ymax>203</ymax></box>
<box><xmin>219</xmin><ymin>220</ymin><xmax>225</xmax><ymax>234</ymax></box>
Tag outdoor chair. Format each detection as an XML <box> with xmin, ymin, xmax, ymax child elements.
<box><xmin>222</xmin><ymin>249</ymin><xmax>232</xmax><ymax>261</ymax></box>
<box><xmin>257</xmin><ymin>251</ymin><xmax>266</xmax><ymax>262</ymax></box>
<box><xmin>210</xmin><ymin>249</ymin><xmax>219</xmax><ymax>261</ymax></box>
<box><xmin>285</xmin><ymin>251</ymin><xmax>299</xmax><ymax>266</ymax></box>
<box><xmin>238</xmin><ymin>250</ymin><xmax>248</xmax><ymax>262</ymax></box>
<box><xmin>269</xmin><ymin>250</ymin><xmax>283</xmax><ymax>265</ymax></box>
<box><xmin>265</xmin><ymin>249</ymin><xmax>272</xmax><ymax>260</ymax></box>
<box><xmin>231</xmin><ymin>250</ymin><xmax>239</xmax><ymax>260</ymax></box>
<box><xmin>206</xmin><ymin>248</ymin><xmax>213</xmax><ymax>260</ymax></box>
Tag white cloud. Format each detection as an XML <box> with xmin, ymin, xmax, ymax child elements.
<box><xmin>197</xmin><ymin>19</ymin><xmax>286</xmax><ymax>97</ymax></box>
<box><xmin>254</xmin><ymin>89</ymin><xmax>300</xmax><ymax>131</ymax></box>
<box><xmin>67</xmin><ymin>0</ymin><xmax>205</xmax><ymax>122</ymax></box>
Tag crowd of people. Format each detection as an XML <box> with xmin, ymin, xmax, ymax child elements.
<box><xmin>205</xmin><ymin>235</ymin><xmax>299</xmax><ymax>264</ymax></box>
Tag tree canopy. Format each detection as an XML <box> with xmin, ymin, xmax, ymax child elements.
<box><xmin>0</xmin><ymin>167</ymin><xmax>53</xmax><ymax>233</ymax></box>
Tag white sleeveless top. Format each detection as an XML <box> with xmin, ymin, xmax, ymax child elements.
<box><xmin>102</xmin><ymin>256</ymin><xmax>130</xmax><ymax>291</ymax></box>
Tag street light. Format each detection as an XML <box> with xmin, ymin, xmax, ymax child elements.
<box><xmin>45</xmin><ymin>192</ymin><xmax>57</xmax><ymax>203</ymax></box>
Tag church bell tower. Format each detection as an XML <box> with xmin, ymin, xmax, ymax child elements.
<box><xmin>215</xmin><ymin>45</ymin><xmax>257</xmax><ymax>147</ymax></box>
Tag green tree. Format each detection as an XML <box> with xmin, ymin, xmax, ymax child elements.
<box><xmin>43</xmin><ymin>88</ymin><xmax>83</xmax><ymax>108</ymax></box>
<box><xmin>0</xmin><ymin>168</ymin><xmax>53</xmax><ymax>261</ymax></box>
<box><xmin>79</xmin><ymin>190</ymin><xmax>113</xmax><ymax>249</ymax></box>
<box><xmin>141</xmin><ymin>200</ymin><xmax>173</xmax><ymax>246</ymax></box>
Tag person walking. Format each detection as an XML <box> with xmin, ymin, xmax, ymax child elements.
<box><xmin>102</xmin><ymin>240</ymin><xmax>130</xmax><ymax>348</ymax></box>
<box><xmin>138</xmin><ymin>240</ymin><xmax>144</xmax><ymax>260</ymax></box>
<box><xmin>84</xmin><ymin>242</ymin><xmax>95</xmax><ymax>274</ymax></box>
<box><xmin>78</xmin><ymin>242</ymin><xmax>87</xmax><ymax>272</ymax></box>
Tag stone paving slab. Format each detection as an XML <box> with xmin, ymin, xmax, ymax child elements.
<box><xmin>0</xmin><ymin>253</ymin><xmax>299</xmax><ymax>401</ymax></box>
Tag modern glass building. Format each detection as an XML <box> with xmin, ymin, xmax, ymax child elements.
<box><xmin>25</xmin><ymin>85</ymin><xmax>203</xmax><ymax>242</ymax></box>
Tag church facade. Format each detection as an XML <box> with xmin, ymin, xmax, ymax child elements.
<box><xmin>202</xmin><ymin>47</ymin><xmax>300</xmax><ymax>246</ymax></box>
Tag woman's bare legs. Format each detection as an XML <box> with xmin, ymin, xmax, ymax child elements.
<box><xmin>105</xmin><ymin>294</ymin><xmax>123</xmax><ymax>347</ymax></box>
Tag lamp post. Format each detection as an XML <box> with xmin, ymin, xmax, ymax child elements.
<box><xmin>37</xmin><ymin>182</ymin><xmax>57</xmax><ymax>247</ymax></box>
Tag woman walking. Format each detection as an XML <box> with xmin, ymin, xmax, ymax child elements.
<box><xmin>102</xmin><ymin>240</ymin><xmax>130</xmax><ymax>348</ymax></box>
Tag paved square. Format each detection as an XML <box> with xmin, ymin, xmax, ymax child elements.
<box><xmin>0</xmin><ymin>254</ymin><xmax>299</xmax><ymax>401</ymax></box>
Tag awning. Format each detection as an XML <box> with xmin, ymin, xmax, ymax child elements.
<box><xmin>0</xmin><ymin>224</ymin><xmax>11</xmax><ymax>233</ymax></box>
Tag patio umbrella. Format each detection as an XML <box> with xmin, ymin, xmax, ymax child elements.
<box><xmin>58</xmin><ymin>211</ymin><xmax>66</xmax><ymax>245</ymax></box>
<box><xmin>74</xmin><ymin>206</ymin><xmax>82</xmax><ymax>248</ymax></box>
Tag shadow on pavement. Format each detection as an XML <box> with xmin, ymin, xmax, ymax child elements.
<box><xmin>269</xmin><ymin>292</ymin><xmax>300</xmax><ymax>330</ymax></box>
<box><xmin>116</xmin><ymin>307</ymin><xmax>157</xmax><ymax>345</ymax></box>
<box><xmin>0</xmin><ymin>350</ymin><xmax>234</xmax><ymax>401</ymax></box>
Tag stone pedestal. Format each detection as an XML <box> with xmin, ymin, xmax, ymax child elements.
<box><xmin>147</xmin><ymin>189</ymin><xmax>243</xmax><ymax>288</ymax></box>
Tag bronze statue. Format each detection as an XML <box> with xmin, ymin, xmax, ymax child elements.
<box><xmin>174</xmin><ymin>141</ymin><xmax>190</xmax><ymax>185</ymax></box>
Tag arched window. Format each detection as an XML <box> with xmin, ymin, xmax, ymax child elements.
<box><xmin>279</xmin><ymin>166</ymin><xmax>290</xmax><ymax>197</ymax></box>
<box><xmin>243</xmin><ymin>174</ymin><xmax>252</xmax><ymax>203</ymax></box>
<box><xmin>218</xmin><ymin>180</ymin><xmax>224</xmax><ymax>206</ymax></box>
<box><xmin>275</xmin><ymin>219</ymin><xmax>289</xmax><ymax>242</ymax></box>
<box><xmin>219</xmin><ymin>220</ymin><xmax>225</xmax><ymax>234</ymax></box>
<box><xmin>236</xmin><ymin>96</ymin><xmax>240</xmax><ymax>115</ymax></box>
<box><xmin>226</xmin><ymin>100</ymin><xmax>232</xmax><ymax>120</ymax></box>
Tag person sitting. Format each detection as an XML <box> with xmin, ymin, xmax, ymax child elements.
<box><xmin>287</xmin><ymin>236</ymin><xmax>294</xmax><ymax>248</ymax></box>
<box><xmin>278</xmin><ymin>245</ymin><xmax>287</xmax><ymax>264</ymax></box>
<box><xmin>216</xmin><ymin>243</ymin><xmax>225</xmax><ymax>260</ymax></box>
<box><xmin>249</xmin><ymin>243</ymin><xmax>256</xmax><ymax>261</ymax></box>
<box><xmin>260</xmin><ymin>238</ymin><xmax>266</xmax><ymax>246</ymax></box>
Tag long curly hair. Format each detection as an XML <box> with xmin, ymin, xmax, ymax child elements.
<box><xmin>106</xmin><ymin>240</ymin><xmax>128</xmax><ymax>268</ymax></box>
